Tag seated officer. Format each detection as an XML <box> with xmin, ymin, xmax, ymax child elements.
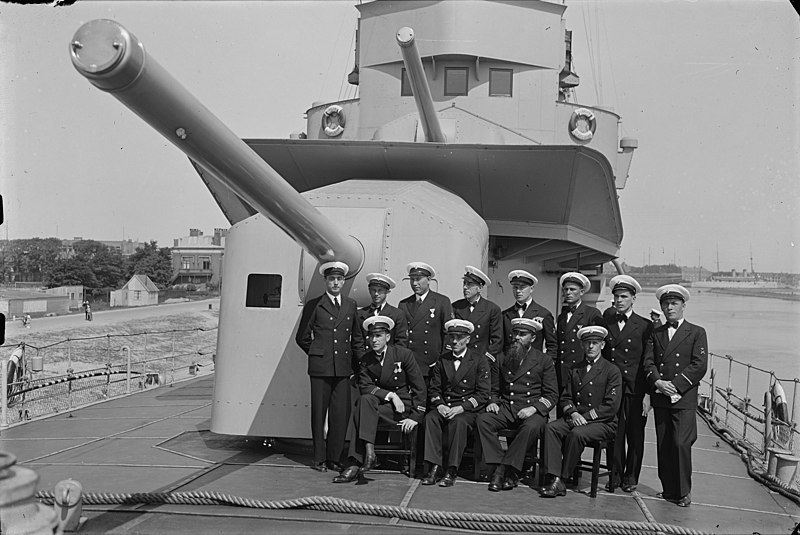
<box><xmin>540</xmin><ymin>326</ymin><xmax>622</xmax><ymax>498</ymax></box>
<box><xmin>476</xmin><ymin>318</ymin><xmax>558</xmax><ymax>492</ymax></box>
<box><xmin>357</xmin><ymin>273</ymin><xmax>409</xmax><ymax>347</ymax></box>
<box><xmin>421</xmin><ymin>319</ymin><xmax>491</xmax><ymax>487</ymax></box>
<box><xmin>333</xmin><ymin>316</ymin><xmax>426</xmax><ymax>483</ymax></box>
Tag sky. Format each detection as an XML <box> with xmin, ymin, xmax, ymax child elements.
<box><xmin>1</xmin><ymin>0</ymin><xmax>798</xmax><ymax>273</ymax></box>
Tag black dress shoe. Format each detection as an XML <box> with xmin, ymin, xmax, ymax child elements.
<box><xmin>675</xmin><ymin>494</ymin><xmax>691</xmax><ymax>507</ymax></box>
<box><xmin>326</xmin><ymin>460</ymin><xmax>343</xmax><ymax>472</ymax></box>
<box><xmin>604</xmin><ymin>481</ymin><xmax>619</xmax><ymax>493</ymax></box>
<box><xmin>439</xmin><ymin>467</ymin><xmax>458</xmax><ymax>487</ymax></box>
<box><xmin>540</xmin><ymin>476</ymin><xmax>566</xmax><ymax>498</ymax></box>
<box><xmin>312</xmin><ymin>461</ymin><xmax>327</xmax><ymax>472</ymax></box>
<box><xmin>488</xmin><ymin>465</ymin><xmax>506</xmax><ymax>492</ymax></box>
<box><xmin>362</xmin><ymin>452</ymin><xmax>378</xmax><ymax>472</ymax></box>
<box><xmin>621</xmin><ymin>483</ymin><xmax>637</xmax><ymax>493</ymax></box>
<box><xmin>332</xmin><ymin>465</ymin><xmax>360</xmax><ymax>483</ymax></box>
<box><xmin>502</xmin><ymin>469</ymin><xmax>518</xmax><ymax>491</ymax></box>
<box><xmin>656</xmin><ymin>491</ymin><xmax>678</xmax><ymax>503</ymax></box>
<box><xmin>421</xmin><ymin>464</ymin><xmax>443</xmax><ymax>486</ymax></box>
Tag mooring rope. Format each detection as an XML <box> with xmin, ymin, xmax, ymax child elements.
<box><xmin>698</xmin><ymin>408</ymin><xmax>800</xmax><ymax>506</ymax></box>
<box><xmin>35</xmin><ymin>490</ymin><xmax>710</xmax><ymax>534</ymax></box>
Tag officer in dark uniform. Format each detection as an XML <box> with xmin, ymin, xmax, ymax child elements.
<box><xmin>357</xmin><ymin>273</ymin><xmax>409</xmax><ymax>347</ymax></box>
<box><xmin>398</xmin><ymin>262</ymin><xmax>453</xmax><ymax>381</ymax></box>
<box><xmin>502</xmin><ymin>270</ymin><xmax>557</xmax><ymax>358</ymax></box>
<box><xmin>333</xmin><ymin>316</ymin><xmax>426</xmax><ymax>483</ymax></box>
<box><xmin>601</xmin><ymin>274</ymin><xmax>653</xmax><ymax>492</ymax></box>
<box><xmin>541</xmin><ymin>326</ymin><xmax>621</xmax><ymax>498</ymax></box>
<box><xmin>477</xmin><ymin>318</ymin><xmax>558</xmax><ymax>492</ymax></box>
<box><xmin>421</xmin><ymin>319</ymin><xmax>491</xmax><ymax>487</ymax></box>
<box><xmin>295</xmin><ymin>261</ymin><xmax>365</xmax><ymax>472</ymax></box>
<box><xmin>451</xmin><ymin>266</ymin><xmax>503</xmax><ymax>364</ymax></box>
<box><xmin>555</xmin><ymin>272</ymin><xmax>604</xmax><ymax>398</ymax></box>
<box><xmin>650</xmin><ymin>308</ymin><xmax>663</xmax><ymax>328</ymax></box>
<box><xmin>643</xmin><ymin>284</ymin><xmax>708</xmax><ymax>508</ymax></box>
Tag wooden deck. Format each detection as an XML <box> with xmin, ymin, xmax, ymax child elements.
<box><xmin>1</xmin><ymin>375</ymin><xmax>797</xmax><ymax>534</ymax></box>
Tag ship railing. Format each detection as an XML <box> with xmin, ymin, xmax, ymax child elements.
<box><xmin>0</xmin><ymin>327</ymin><xmax>217</xmax><ymax>428</ymax></box>
<box><xmin>699</xmin><ymin>351</ymin><xmax>799</xmax><ymax>491</ymax></box>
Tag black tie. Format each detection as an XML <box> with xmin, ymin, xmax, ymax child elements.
<box><xmin>515</xmin><ymin>302</ymin><xmax>527</xmax><ymax>311</ymax></box>
<box><xmin>370</xmin><ymin>305</ymin><xmax>380</xmax><ymax>316</ymax></box>
<box><xmin>334</xmin><ymin>298</ymin><xmax>340</xmax><ymax>310</ymax></box>
<box><xmin>667</xmin><ymin>321</ymin><xmax>679</xmax><ymax>329</ymax></box>
<box><xmin>616</xmin><ymin>314</ymin><xmax>627</xmax><ymax>324</ymax></box>
<box><xmin>562</xmin><ymin>305</ymin><xmax>576</xmax><ymax>315</ymax></box>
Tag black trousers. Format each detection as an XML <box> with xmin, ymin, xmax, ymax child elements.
<box><xmin>423</xmin><ymin>410</ymin><xmax>478</xmax><ymax>468</ymax></box>
<box><xmin>653</xmin><ymin>406</ymin><xmax>697</xmax><ymax>499</ymax></box>
<box><xmin>348</xmin><ymin>394</ymin><xmax>405</xmax><ymax>464</ymax></box>
<box><xmin>612</xmin><ymin>393</ymin><xmax>647</xmax><ymax>485</ymax></box>
<box><xmin>477</xmin><ymin>403</ymin><xmax>547</xmax><ymax>471</ymax></box>
<box><xmin>309</xmin><ymin>375</ymin><xmax>351</xmax><ymax>464</ymax></box>
<box><xmin>544</xmin><ymin>418</ymin><xmax>615</xmax><ymax>478</ymax></box>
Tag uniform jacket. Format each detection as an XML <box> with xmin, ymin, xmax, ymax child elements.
<box><xmin>556</xmin><ymin>302</ymin><xmax>604</xmax><ymax>371</ymax></box>
<box><xmin>295</xmin><ymin>294</ymin><xmax>365</xmax><ymax>377</ymax></box>
<box><xmin>398</xmin><ymin>291</ymin><xmax>453</xmax><ymax>375</ymax></box>
<box><xmin>358</xmin><ymin>345</ymin><xmax>427</xmax><ymax>422</ymax></box>
<box><xmin>356</xmin><ymin>303</ymin><xmax>409</xmax><ymax>347</ymax></box>
<box><xmin>560</xmin><ymin>356</ymin><xmax>622</xmax><ymax>424</ymax></box>
<box><xmin>601</xmin><ymin>308</ymin><xmax>653</xmax><ymax>396</ymax></box>
<box><xmin>502</xmin><ymin>300</ymin><xmax>557</xmax><ymax>358</ymax></box>
<box><xmin>452</xmin><ymin>297</ymin><xmax>503</xmax><ymax>359</ymax></box>
<box><xmin>491</xmin><ymin>347</ymin><xmax>559</xmax><ymax>417</ymax></box>
<box><xmin>643</xmin><ymin>320</ymin><xmax>708</xmax><ymax>410</ymax></box>
<box><xmin>428</xmin><ymin>348</ymin><xmax>491</xmax><ymax>412</ymax></box>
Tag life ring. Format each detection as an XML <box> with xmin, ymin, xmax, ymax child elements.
<box><xmin>7</xmin><ymin>346</ymin><xmax>23</xmax><ymax>399</ymax></box>
<box><xmin>322</xmin><ymin>105</ymin><xmax>345</xmax><ymax>137</ymax></box>
<box><xmin>569</xmin><ymin>107</ymin><xmax>596</xmax><ymax>141</ymax></box>
<box><xmin>771</xmin><ymin>380</ymin><xmax>790</xmax><ymax>423</ymax></box>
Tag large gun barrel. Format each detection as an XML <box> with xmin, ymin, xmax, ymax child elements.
<box><xmin>69</xmin><ymin>19</ymin><xmax>364</xmax><ymax>274</ymax></box>
<box><xmin>396</xmin><ymin>27</ymin><xmax>446</xmax><ymax>143</ymax></box>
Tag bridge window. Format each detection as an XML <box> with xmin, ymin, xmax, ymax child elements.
<box><xmin>200</xmin><ymin>256</ymin><xmax>211</xmax><ymax>270</ymax></box>
<box><xmin>444</xmin><ymin>67</ymin><xmax>468</xmax><ymax>96</ymax></box>
<box><xmin>489</xmin><ymin>69</ymin><xmax>513</xmax><ymax>96</ymax></box>
<box><xmin>181</xmin><ymin>256</ymin><xmax>193</xmax><ymax>270</ymax></box>
<box><xmin>401</xmin><ymin>68</ymin><xmax>413</xmax><ymax>96</ymax></box>
<box><xmin>246</xmin><ymin>274</ymin><xmax>282</xmax><ymax>308</ymax></box>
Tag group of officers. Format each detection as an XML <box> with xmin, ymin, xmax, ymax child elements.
<box><xmin>295</xmin><ymin>260</ymin><xmax>707</xmax><ymax>507</ymax></box>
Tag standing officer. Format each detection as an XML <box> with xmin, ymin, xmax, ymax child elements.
<box><xmin>398</xmin><ymin>262</ymin><xmax>453</xmax><ymax>382</ymax></box>
<box><xmin>602</xmin><ymin>274</ymin><xmax>653</xmax><ymax>492</ymax></box>
<box><xmin>295</xmin><ymin>261</ymin><xmax>365</xmax><ymax>473</ymax></box>
<box><xmin>357</xmin><ymin>273</ymin><xmax>409</xmax><ymax>347</ymax></box>
<box><xmin>421</xmin><ymin>319</ymin><xmax>491</xmax><ymax>487</ymax></box>
<box><xmin>451</xmin><ymin>266</ymin><xmax>503</xmax><ymax>363</ymax></box>
<box><xmin>540</xmin><ymin>326</ymin><xmax>621</xmax><ymax>498</ymax></box>
<box><xmin>333</xmin><ymin>316</ymin><xmax>426</xmax><ymax>483</ymax></box>
<box><xmin>502</xmin><ymin>270</ymin><xmax>557</xmax><ymax>358</ymax></box>
<box><xmin>555</xmin><ymin>272</ymin><xmax>603</xmax><ymax>397</ymax></box>
<box><xmin>650</xmin><ymin>308</ymin><xmax>663</xmax><ymax>328</ymax></box>
<box><xmin>643</xmin><ymin>284</ymin><xmax>707</xmax><ymax>508</ymax></box>
<box><xmin>477</xmin><ymin>318</ymin><xmax>558</xmax><ymax>492</ymax></box>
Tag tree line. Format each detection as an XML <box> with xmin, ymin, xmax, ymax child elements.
<box><xmin>1</xmin><ymin>238</ymin><xmax>173</xmax><ymax>296</ymax></box>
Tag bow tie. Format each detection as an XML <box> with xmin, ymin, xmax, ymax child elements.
<box><xmin>562</xmin><ymin>305</ymin><xmax>576</xmax><ymax>314</ymax></box>
<box><xmin>515</xmin><ymin>302</ymin><xmax>527</xmax><ymax>311</ymax></box>
<box><xmin>667</xmin><ymin>321</ymin><xmax>679</xmax><ymax>329</ymax></box>
<box><xmin>616</xmin><ymin>314</ymin><xmax>627</xmax><ymax>324</ymax></box>
<box><xmin>370</xmin><ymin>305</ymin><xmax>381</xmax><ymax>311</ymax></box>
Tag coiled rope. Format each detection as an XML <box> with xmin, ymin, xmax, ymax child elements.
<box><xmin>698</xmin><ymin>408</ymin><xmax>800</xmax><ymax>506</ymax></box>
<box><xmin>36</xmin><ymin>490</ymin><xmax>709</xmax><ymax>534</ymax></box>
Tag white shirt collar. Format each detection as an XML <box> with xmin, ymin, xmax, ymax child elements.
<box><xmin>326</xmin><ymin>292</ymin><xmax>340</xmax><ymax>304</ymax></box>
<box><xmin>416</xmin><ymin>290</ymin><xmax>429</xmax><ymax>302</ymax></box>
<box><xmin>453</xmin><ymin>349</ymin><xmax>467</xmax><ymax>359</ymax></box>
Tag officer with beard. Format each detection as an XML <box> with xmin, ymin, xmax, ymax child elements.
<box><xmin>476</xmin><ymin>317</ymin><xmax>558</xmax><ymax>492</ymax></box>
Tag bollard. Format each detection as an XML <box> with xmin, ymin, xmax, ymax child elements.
<box><xmin>774</xmin><ymin>453</ymin><xmax>800</xmax><ymax>486</ymax></box>
<box><xmin>766</xmin><ymin>447</ymin><xmax>793</xmax><ymax>477</ymax></box>
<box><xmin>189</xmin><ymin>363</ymin><xmax>198</xmax><ymax>376</ymax></box>
<box><xmin>0</xmin><ymin>452</ymin><xmax>57</xmax><ymax>535</ymax></box>
<box><xmin>53</xmin><ymin>479</ymin><xmax>86</xmax><ymax>533</ymax></box>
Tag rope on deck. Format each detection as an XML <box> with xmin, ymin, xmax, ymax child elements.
<box><xmin>698</xmin><ymin>408</ymin><xmax>800</xmax><ymax>506</ymax></box>
<box><xmin>35</xmin><ymin>491</ymin><xmax>710</xmax><ymax>535</ymax></box>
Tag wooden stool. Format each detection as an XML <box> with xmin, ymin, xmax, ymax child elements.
<box><xmin>374</xmin><ymin>421</ymin><xmax>418</xmax><ymax>478</ymax></box>
<box><xmin>472</xmin><ymin>428</ymin><xmax>543</xmax><ymax>484</ymax></box>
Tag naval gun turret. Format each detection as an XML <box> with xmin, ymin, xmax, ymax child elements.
<box><xmin>71</xmin><ymin>0</ymin><xmax>637</xmax><ymax>439</ymax></box>
<box><xmin>70</xmin><ymin>19</ymin><xmax>487</xmax><ymax>438</ymax></box>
